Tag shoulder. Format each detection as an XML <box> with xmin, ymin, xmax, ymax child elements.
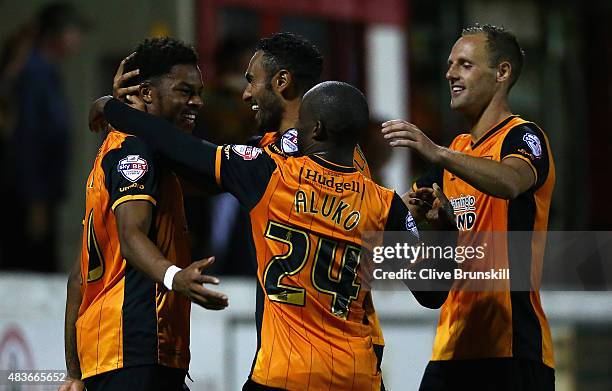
<box><xmin>256</xmin><ymin>131</ymin><xmax>280</xmax><ymax>147</ymax></box>
<box><xmin>504</xmin><ymin>120</ymin><xmax>550</xmax><ymax>155</ymax></box>
<box><xmin>119</xmin><ymin>133</ymin><xmax>153</xmax><ymax>152</ymax></box>
<box><xmin>364</xmin><ymin>177</ymin><xmax>397</xmax><ymax>205</ymax></box>
<box><xmin>509</xmin><ymin>120</ymin><xmax>547</xmax><ymax>140</ymax></box>
<box><xmin>450</xmin><ymin>133</ymin><xmax>471</xmax><ymax>149</ymax></box>
<box><xmin>101</xmin><ymin>132</ymin><xmax>155</xmax><ymax>169</ymax></box>
<box><xmin>246</xmin><ymin>135</ymin><xmax>263</xmax><ymax>147</ymax></box>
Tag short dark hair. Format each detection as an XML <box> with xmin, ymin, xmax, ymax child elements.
<box><xmin>256</xmin><ymin>32</ymin><xmax>323</xmax><ymax>94</ymax></box>
<box><xmin>462</xmin><ymin>24</ymin><xmax>525</xmax><ymax>90</ymax></box>
<box><xmin>302</xmin><ymin>81</ymin><xmax>369</xmax><ymax>143</ymax></box>
<box><xmin>124</xmin><ymin>37</ymin><xmax>198</xmax><ymax>85</ymax></box>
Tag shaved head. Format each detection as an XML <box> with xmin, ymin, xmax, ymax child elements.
<box><xmin>300</xmin><ymin>81</ymin><xmax>369</xmax><ymax>146</ymax></box>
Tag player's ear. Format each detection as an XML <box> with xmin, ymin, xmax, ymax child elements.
<box><xmin>497</xmin><ymin>61</ymin><xmax>511</xmax><ymax>84</ymax></box>
<box><xmin>274</xmin><ymin>70</ymin><xmax>292</xmax><ymax>94</ymax></box>
<box><xmin>312</xmin><ymin>120</ymin><xmax>325</xmax><ymax>141</ymax></box>
<box><xmin>139</xmin><ymin>82</ymin><xmax>154</xmax><ymax>104</ymax></box>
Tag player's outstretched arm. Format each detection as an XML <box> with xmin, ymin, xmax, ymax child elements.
<box><xmin>382</xmin><ymin>119</ymin><xmax>535</xmax><ymax>199</ymax></box>
<box><xmin>115</xmin><ymin>200</ymin><xmax>228</xmax><ymax>310</ymax></box>
<box><xmin>102</xmin><ymin>97</ymin><xmax>218</xmax><ymax>178</ymax></box>
<box><xmin>406</xmin><ymin>183</ymin><xmax>457</xmax><ymax>308</ymax></box>
<box><xmin>60</xmin><ymin>255</ymin><xmax>84</xmax><ymax>391</ymax></box>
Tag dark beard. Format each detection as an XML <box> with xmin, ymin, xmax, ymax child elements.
<box><xmin>256</xmin><ymin>88</ymin><xmax>284</xmax><ymax>132</ymax></box>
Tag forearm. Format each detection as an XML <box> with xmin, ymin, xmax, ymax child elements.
<box><xmin>406</xmin><ymin>230</ymin><xmax>457</xmax><ymax>308</ymax></box>
<box><xmin>169</xmin><ymin>159</ymin><xmax>222</xmax><ymax>196</ymax></box>
<box><xmin>103</xmin><ymin>98</ymin><xmax>217</xmax><ymax>177</ymax></box>
<box><xmin>436</xmin><ymin>147</ymin><xmax>523</xmax><ymax>199</ymax></box>
<box><xmin>64</xmin><ymin>260</ymin><xmax>82</xmax><ymax>379</ymax></box>
<box><xmin>120</xmin><ymin>229</ymin><xmax>174</xmax><ymax>284</ymax></box>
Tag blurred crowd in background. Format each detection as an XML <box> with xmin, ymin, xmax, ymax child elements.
<box><xmin>0</xmin><ymin>2</ymin><xmax>85</xmax><ymax>272</ymax></box>
<box><xmin>0</xmin><ymin>0</ymin><xmax>609</xmax><ymax>274</ymax></box>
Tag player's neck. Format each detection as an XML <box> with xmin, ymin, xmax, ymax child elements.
<box><xmin>310</xmin><ymin>146</ymin><xmax>354</xmax><ymax>167</ymax></box>
<box><xmin>278</xmin><ymin>102</ymin><xmax>300</xmax><ymax>134</ymax></box>
<box><xmin>466</xmin><ymin>96</ymin><xmax>512</xmax><ymax>141</ymax></box>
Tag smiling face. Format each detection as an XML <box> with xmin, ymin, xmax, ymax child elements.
<box><xmin>242</xmin><ymin>50</ymin><xmax>284</xmax><ymax>132</ymax></box>
<box><xmin>445</xmin><ymin>34</ymin><xmax>498</xmax><ymax>116</ymax></box>
<box><xmin>149</xmin><ymin>64</ymin><xmax>204</xmax><ymax>133</ymax></box>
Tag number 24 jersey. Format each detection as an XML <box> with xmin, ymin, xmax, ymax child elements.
<box><xmin>214</xmin><ymin>145</ymin><xmax>412</xmax><ymax>390</ymax></box>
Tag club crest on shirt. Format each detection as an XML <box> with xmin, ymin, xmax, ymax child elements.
<box><xmin>522</xmin><ymin>133</ymin><xmax>542</xmax><ymax>158</ymax></box>
<box><xmin>231</xmin><ymin>145</ymin><xmax>262</xmax><ymax>160</ymax></box>
<box><xmin>281</xmin><ymin>128</ymin><xmax>299</xmax><ymax>155</ymax></box>
<box><xmin>117</xmin><ymin>155</ymin><xmax>148</xmax><ymax>182</ymax></box>
<box><xmin>405</xmin><ymin>212</ymin><xmax>419</xmax><ymax>239</ymax></box>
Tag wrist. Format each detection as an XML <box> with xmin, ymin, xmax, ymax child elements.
<box><xmin>163</xmin><ymin>265</ymin><xmax>182</xmax><ymax>290</ymax></box>
<box><xmin>66</xmin><ymin>368</ymin><xmax>81</xmax><ymax>380</ymax></box>
<box><xmin>432</xmin><ymin>145</ymin><xmax>448</xmax><ymax>165</ymax></box>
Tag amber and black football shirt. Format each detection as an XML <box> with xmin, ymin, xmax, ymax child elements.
<box><xmin>255</xmin><ymin>129</ymin><xmax>385</xmax><ymax>349</ymax></box>
<box><xmin>101</xmin><ymin>99</ymin><xmax>419</xmax><ymax>389</ymax></box>
<box><xmin>414</xmin><ymin>115</ymin><xmax>555</xmax><ymax>368</ymax></box>
<box><xmin>215</xmin><ymin>144</ymin><xmax>412</xmax><ymax>390</ymax></box>
<box><xmin>77</xmin><ymin>130</ymin><xmax>191</xmax><ymax>379</ymax></box>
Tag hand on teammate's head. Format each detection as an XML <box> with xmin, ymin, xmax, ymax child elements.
<box><xmin>113</xmin><ymin>52</ymin><xmax>141</xmax><ymax>101</ymax></box>
<box><xmin>124</xmin><ymin>93</ymin><xmax>145</xmax><ymax>112</ymax></box>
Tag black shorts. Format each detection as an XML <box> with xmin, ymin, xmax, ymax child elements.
<box><xmin>242</xmin><ymin>379</ymin><xmax>285</xmax><ymax>391</ymax></box>
<box><xmin>83</xmin><ymin>364</ymin><xmax>188</xmax><ymax>391</ymax></box>
<box><xmin>419</xmin><ymin>358</ymin><xmax>554</xmax><ymax>391</ymax></box>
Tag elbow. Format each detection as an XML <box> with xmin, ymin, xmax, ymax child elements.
<box><xmin>496</xmin><ymin>169</ymin><xmax>526</xmax><ymax>200</ymax></box>
<box><xmin>505</xmin><ymin>183</ymin><xmax>521</xmax><ymax>200</ymax></box>
<box><xmin>496</xmin><ymin>181</ymin><xmax>521</xmax><ymax>200</ymax></box>
<box><xmin>118</xmin><ymin>229</ymin><xmax>137</xmax><ymax>261</ymax></box>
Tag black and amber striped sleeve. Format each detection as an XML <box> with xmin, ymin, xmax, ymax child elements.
<box><xmin>384</xmin><ymin>192</ymin><xmax>420</xmax><ymax>239</ymax></box>
<box><xmin>215</xmin><ymin>144</ymin><xmax>277</xmax><ymax>210</ymax></box>
<box><xmin>501</xmin><ymin>124</ymin><xmax>550</xmax><ymax>189</ymax></box>
<box><xmin>102</xmin><ymin>136</ymin><xmax>158</xmax><ymax>212</ymax></box>
<box><xmin>104</xmin><ymin>98</ymin><xmax>218</xmax><ymax>182</ymax></box>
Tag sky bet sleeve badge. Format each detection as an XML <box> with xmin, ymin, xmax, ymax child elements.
<box><xmin>231</xmin><ymin>145</ymin><xmax>263</xmax><ymax>160</ymax></box>
<box><xmin>117</xmin><ymin>155</ymin><xmax>149</xmax><ymax>182</ymax></box>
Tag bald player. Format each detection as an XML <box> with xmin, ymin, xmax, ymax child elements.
<box><xmin>91</xmin><ymin>32</ymin><xmax>391</xmax><ymax>384</ymax></box>
<box><xmin>98</xmin><ymin>81</ymin><xmax>453</xmax><ymax>390</ymax></box>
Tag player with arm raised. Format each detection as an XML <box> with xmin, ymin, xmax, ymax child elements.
<box><xmin>101</xmin><ymin>81</ymin><xmax>453</xmax><ymax>390</ymax></box>
<box><xmin>382</xmin><ymin>24</ymin><xmax>555</xmax><ymax>391</ymax></box>
<box><xmin>91</xmin><ymin>32</ymin><xmax>393</xmax><ymax>383</ymax></box>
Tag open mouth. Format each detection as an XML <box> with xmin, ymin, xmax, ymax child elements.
<box><xmin>451</xmin><ymin>85</ymin><xmax>465</xmax><ymax>97</ymax></box>
<box><xmin>251</xmin><ymin>104</ymin><xmax>259</xmax><ymax>112</ymax></box>
<box><xmin>182</xmin><ymin>113</ymin><xmax>196</xmax><ymax>126</ymax></box>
